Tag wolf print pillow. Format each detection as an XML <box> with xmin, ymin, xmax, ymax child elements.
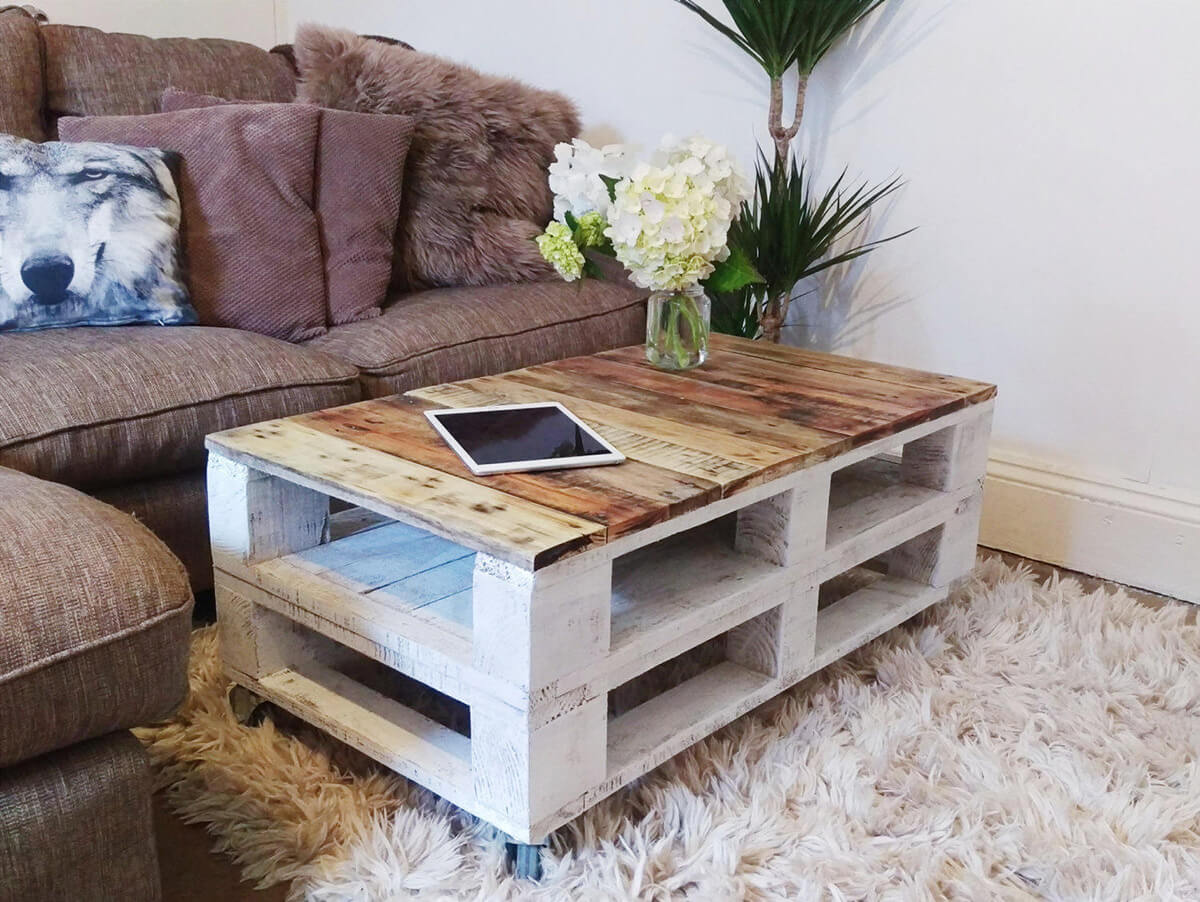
<box><xmin>0</xmin><ymin>135</ymin><xmax>196</xmax><ymax>332</ymax></box>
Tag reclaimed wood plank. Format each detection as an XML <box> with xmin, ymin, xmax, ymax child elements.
<box><xmin>409</xmin><ymin>379</ymin><xmax>784</xmax><ymax>492</ymax></box>
<box><xmin>811</xmin><ymin>576</ymin><xmax>948</xmax><ymax>670</ymax></box>
<box><xmin>710</xmin><ymin>334</ymin><xmax>996</xmax><ymax>402</ymax></box>
<box><xmin>601</xmin><ymin>345</ymin><xmax>969</xmax><ymax>414</ymax></box>
<box><xmin>372</xmin><ymin>555</ymin><xmax>476</xmax><ymax>609</ymax></box>
<box><xmin>206</xmin><ymin>422</ymin><xmax>605</xmax><ymax>569</ymax></box>
<box><xmin>411</xmin><ymin>376</ymin><xmax>798</xmax><ymax>471</ymax></box>
<box><xmin>547</xmin><ymin>354</ymin><xmax>898</xmax><ymax>434</ymax></box>
<box><xmin>901</xmin><ymin>405</ymin><xmax>994</xmax><ymax>493</ymax></box>
<box><xmin>551</xmin><ymin>352</ymin><xmax>969</xmax><ymax>442</ymax></box>
<box><xmin>207</xmin><ymin>454</ymin><xmax>329</xmax><ymax>570</ymax></box>
<box><xmin>291</xmin><ymin>521</ymin><xmax>457</xmax><ymax>586</ymax></box>
<box><xmin>826</xmin><ymin>457</ymin><xmax>944</xmax><ymax>551</ymax></box>
<box><xmin>217</xmin><ymin>569</ymin><xmax>493</xmax><ymax>708</ymax></box>
<box><xmin>498</xmin><ymin>364</ymin><xmax>848</xmax><ymax>458</ymax></box>
<box><xmin>605</xmin><ymin>662</ymin><xmax>773</xmax><ymax>785</ymax></box>
<box><xmin>253</xmin><ymin>664</ymin><xmax>473</xmax><ymax>807</ymax></box>
<box><xmin>296</xmin><ymin>397</ymin><xmax>718</xmax><ymax>538</ymax></box>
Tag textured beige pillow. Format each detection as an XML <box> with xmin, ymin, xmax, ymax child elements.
<box><xmin>293</xmin><ymin>25</ymin><xmax>580</xmax><ymax>292</ymax></box>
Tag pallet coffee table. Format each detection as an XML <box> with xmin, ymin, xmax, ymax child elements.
<box><xmin>206</xmin><ymin>335</ymin><xmax>995</xmax><ymax>877</ymax></box>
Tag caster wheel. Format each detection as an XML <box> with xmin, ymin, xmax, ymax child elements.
<box><xmin>505</xmin><ymin>842</ymin><xmax>544</xmax><ymax>881</ymax></box>
<box><xmin>228</xmin><ymin>685</ymin><xmax>270</xmax><ymax>726</ymax></box>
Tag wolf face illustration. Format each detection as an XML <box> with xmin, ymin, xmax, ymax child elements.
<box><xmin>0</xmin><ymin>137</ymin><xmax>195</xmax><ymax>331</ymax></box>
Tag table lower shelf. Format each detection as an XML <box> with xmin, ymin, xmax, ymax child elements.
<box><xmin>222</xmin><ymin>567</ymin><xmax>951</xmax><ymax>843</ymax></box>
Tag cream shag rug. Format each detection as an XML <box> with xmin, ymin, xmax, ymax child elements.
<box><xmin>139</xmin><ymin>559</ymin><xmax>1200</xmax><ymax>901</ymax></box>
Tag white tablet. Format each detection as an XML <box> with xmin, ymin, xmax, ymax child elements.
<box><xmin>424</xmin><ymin>402</ymin><xmax>625</xmax><ymax>476</ymax></box>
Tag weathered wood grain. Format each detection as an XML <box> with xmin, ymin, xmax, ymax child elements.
<box><xmin>500</xmin><ymin>364</ymin><xmax>849</xmax><ymax>457</ymax></box>
<box><xmin>207</xmin><ymin>454</ymin><xmax>328</xmax><ymax>571</ymax></box>
<box><xmin>249</xmin><ymin>663</ymin><xmax>474</xmax><ymax>818</ymax></box>
<box><xmin>901</xmin><ymin>406</ymin><xmax>994</xmax><ymax>493</ymax></box>
<box><xmin>409</xmin><ymin>379</ymin><xmax>793</xmax><ymax>493</ymax></box>
<box><xmin>472</xmin><ymin>552</ymin><xmax>612</xmax><ymax>694</ymax></box>
<box><xmin>410</xmin><ymin>376</ymin><xmax>800</xmax><ymax>474</ymax></box>
<box><xmin>811</xmin><ymin>576</ymin><xmax>949</xmax><ymax>670</ymax></box>
<box><xmin>710</xmin><ymin>334</ymin><xmax>996</xmax><ymax>402</ymax></box>
<box><xmin>602</xmin><ymin>345</ymin><xmax>970</xmax><ymax>418</ymax></box>
<box><xmin>296</xmin><ymin>397</ymin><xmax>719</xmax><ymax>539</ymax></box>
<box><xmin>547</xmin><ymin>354</ymin><xmax>903</xmax><ymax>435</ymax></box>
<box><xmin>207</xmin><ymin>422</ymin><xmax>605</xmax><ymax>569</ymax></box>
<box><xmin>552</xmin><ymin>352</ymin><xmax>978</xmax><ymax>447</ymax></box>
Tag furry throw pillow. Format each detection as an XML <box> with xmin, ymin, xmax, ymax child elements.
<box><xmin>293</xmin><ymin>24</ymin><xmax>580</xmax><ymax>291</ymax></box>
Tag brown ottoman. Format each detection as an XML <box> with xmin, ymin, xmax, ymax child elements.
<box><xmin>0</xmin><ymin>467</ymin><xmax>193</xmax><ymax>902</ymax></box>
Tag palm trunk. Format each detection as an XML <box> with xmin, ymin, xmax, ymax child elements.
<box><xmin>763</xmin><ymin>71</ymin><xmax>809</xmax><ymax>342</ymax></box>
<box><xmin>767</xmin><ymin>72</ymin><xmax>808</xmax><ymax>167</ymax></box>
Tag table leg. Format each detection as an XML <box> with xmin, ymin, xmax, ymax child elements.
<box><xmin>730</xmin><ymin>471</ymin><xmax>830</xmax><ymax>678</ymax></box>
<box><xmin>470</xmin><ymin>554</ymin><xmax>612</xmax><ymax>842</ymax></box>
<box><xmin>890</xmin><ymin>408</ymin><xmax>992</xmax><ymax>586</ymax></box>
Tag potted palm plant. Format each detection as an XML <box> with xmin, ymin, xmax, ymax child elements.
<box><xmin>675</xmin><ymin>0</ymin><xmax>910</xmax><ymax>342</ymax></box>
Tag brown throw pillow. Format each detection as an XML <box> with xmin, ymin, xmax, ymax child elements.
<box><xmin>59</xmin><ymin>105</ymin><xmax>327</xmax><ymax>342</ymax></box>
<box><xmin>162</xmin><ymin>89</ymin><xmax>415</xmax><ymax>326</ymax></box>
<box><xmin>293</xmin><ymin>24</ymin><xmax>580</xmax><ymax>291</ymax></box>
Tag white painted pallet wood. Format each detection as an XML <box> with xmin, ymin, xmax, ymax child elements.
<box><xmin>209</xmin><ymin>395</ymin><xmax>995</xmax><ymax>846</ymax></box>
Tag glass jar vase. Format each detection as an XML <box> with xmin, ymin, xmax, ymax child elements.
<box><xmin>645</xmin><ymin>285</ymin><xmax>710</xmax><ymax>370</ymax></box>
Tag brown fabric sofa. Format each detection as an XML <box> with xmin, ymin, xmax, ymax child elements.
<box><xmin>0</xmin><ymin>8</ymin><xmax>646</xmax><ymax>590</ymax></box>
<box><xmin>0</xmin><ymin>466</ymin><xmax>194</xmax><ymax>901</ymax></box>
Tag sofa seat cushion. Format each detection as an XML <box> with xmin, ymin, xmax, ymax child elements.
<box><xmin>304</xmin><ymin>280</ymin><xmax>647</xmax><ymax>397</ymax></box>
<box><xmin>0</xmin><ymin>326</ymin><xmax>361</xmax><ymax>488</ymax></box>
<box><xmin>0</xmin><ymin>468</ymin><xmax>193</xmax><ymax>767</ymax></box>
<box><xmin>0</xmin><ymin>733</ymin><xmax>161</xmax><ymax>901</ymax></box>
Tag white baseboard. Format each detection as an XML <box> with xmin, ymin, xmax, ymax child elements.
<box><xmin>980</xmin><ymin>454</ymin><xmax>1200</xmax><ymax>604</ymax></box>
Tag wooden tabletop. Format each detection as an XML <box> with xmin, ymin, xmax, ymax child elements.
<box><xmin>206</xmin><ymin>335</ymin><xmax>995</xmax><ymax>570</ymax></box>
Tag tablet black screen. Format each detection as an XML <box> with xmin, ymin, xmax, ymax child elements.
<box><xmin>431</xmin><ymin>406</ymin><xmax>611</xmax><ymax>466</ymax></box>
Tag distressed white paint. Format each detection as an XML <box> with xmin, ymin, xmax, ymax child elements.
<box><xmin>471</xmin><ymin>554</ymin><xmax>612</xmax><ymax>693</ymax></box>
<box><xmin>207</xmin><ymin>454</ymin><xmax>328</xmax><ymax>570</ymax></box>
<box><xmin>207</xmin><ymin>398</ymin><xmax>991</xmax><ymax>843</ymax></box>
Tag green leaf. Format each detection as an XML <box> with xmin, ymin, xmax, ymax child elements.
<box><xmin>702</xmin><ymin>245</ymin><xmax>765</xmax><ymax>294</ymax></box>
<box><xmin>599</xmin><ymin>174</ymin><xmax>620</xmax><ymax>203</ymax></box>
<box><xmin>563</xmin><ymin>211</ymin><xmax>580</xmax><ymax>232</ymax></box>
<box><xmin>710</xmin><ymin>149</ymin><xmax>911</xmax><ymax>340</ymax></box>
<box><xmin>582</xmin><ymin>257</ymin><xmax>605</xmax><ymax>280</ymax></box>
<box><xmin>674</xmin><ymin>0</ymin><xmax>886</xmax><ymax>79</ymax></box>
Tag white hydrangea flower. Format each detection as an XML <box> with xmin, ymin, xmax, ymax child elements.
<box><xmin>602</xmin><ymin>135</ymin><xmax>748</xmax><ymax>292</ymax></box>
<box><xmin>547</xmin><ymin>138</ymin><xmax>632</xmax><ymax>222</ymax></box>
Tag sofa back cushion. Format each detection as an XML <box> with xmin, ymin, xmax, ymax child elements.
<box><xmin>0</xmin><ymin>8</ymin><xmax>45</xmax><ymax>140</ymax></box>
<box><xmin>294</xmin><ymin>25</ymin><xmax>578</xmax><ymax>292</ymax></box>
<box><xmin>59</xmin><ymin>104</ymin><xmax>327</xmax><ymax>342</ymax></box>
<box><xmin>41</xmin><ymin>24</ymin><xmax>295</xmax><ymax>135</ymax></box>
<box><xmin>162</xmin><ymin>89</ymin><xmax>415</xmax><ymax>327</ymax></box>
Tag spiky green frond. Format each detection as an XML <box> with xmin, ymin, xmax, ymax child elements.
<box><xmin>675</xmin><ymin>0</ymin><xmax>883</xmax><ymax>78</ymax></box>
<box><xmin>712</xmin><ymin>152</ymin><xmax>910</xmax><ymax>338</ymax></box>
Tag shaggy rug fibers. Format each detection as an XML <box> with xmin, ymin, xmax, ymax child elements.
<box><xmin>139</xmin><ymin>558</ymin><xmax>1200</xmax><ymax>900</ymax></box>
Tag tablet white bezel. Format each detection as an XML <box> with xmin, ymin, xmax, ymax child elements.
<box><xmin>424</xmin><ymin>402</ymin><xmax>626</xmax><ymax>476</ymax></box>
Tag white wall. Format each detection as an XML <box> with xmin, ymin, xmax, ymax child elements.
<box><xmin>283</xmin><ymin>0</ymin><xmax>1200</xmax><ymax>600</ymax></box>
<box><xmin>38</xmin><ymin>1</ymin><xmax>1200</xmax><ymax>598</ymax></box>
